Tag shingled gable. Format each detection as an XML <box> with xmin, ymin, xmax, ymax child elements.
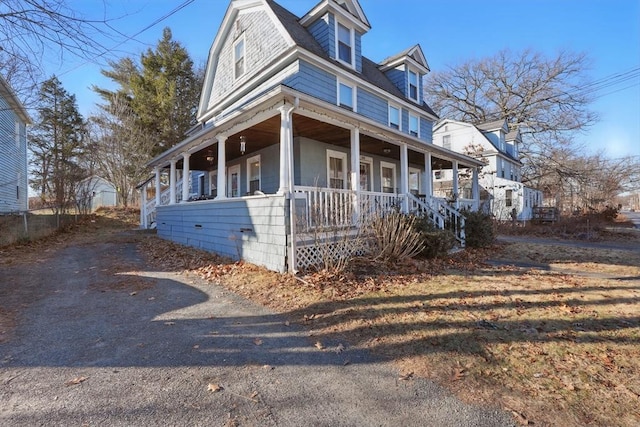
<box><xmin>299</xmin><ymin>0</ymin><xmax>371</xmax><ymax>33</ymax></box>
<box><xmin>267</xmin><ymin>0</ymin><xmax>438</xmax><ymax>118</ymax></box>
<box><xmin>378</xmin><ymin>44</ymin><xmax>430</xmax><ymax>74</ymax></box>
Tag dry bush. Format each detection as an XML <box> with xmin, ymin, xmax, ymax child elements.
<box><xmin>369</xmin><ymin>211</ymin><xmax>424</xmax><ymax>264</ymax></box>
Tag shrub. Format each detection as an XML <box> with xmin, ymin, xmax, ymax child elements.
<box><xmin>462</xmin><ymin>210</ymin><xmax>495</xmax><ymax>248</ymax></box>
<box><xmin>413</xmin><ymin>214</ymin><xmax>456</xmax><ymax>258</ymax></box>
<box><xmin>369</xmin><ymin>211</ymin><xmax>424</xmax><ymax>264</ymax></box>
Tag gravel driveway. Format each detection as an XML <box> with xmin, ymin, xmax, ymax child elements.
<box><xmin>0</xmin><ymin>233</ymin><xmax>512</xmax><ymax>426</ymax></box>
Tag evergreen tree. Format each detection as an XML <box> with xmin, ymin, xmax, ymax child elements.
<box><xmin>29</xmin><ymin>76</ymin><xmax>87</xmax><ymax>213</ymax></box>
<box><xmin>130</xmin><ymin>27</ymin><xmax>200</xmax><ymax>155</ymax></box>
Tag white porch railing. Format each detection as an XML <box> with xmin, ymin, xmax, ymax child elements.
<box><xmin>407</xmin><ymin>194</ymin><xmax>466</xmax><ymax>246</ymax></box>
<box><xmin>141</xmin><ymin>178</ymin><xmax>183</xmax><ymax>229</ymax></box>
<box><xmin>293</xmin><ymin>186</ymin><xmax>405</xmax><ymax>232</ymax></box>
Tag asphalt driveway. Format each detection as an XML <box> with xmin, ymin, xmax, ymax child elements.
<box><xmin>0</xmin><ymin>235</ymin><xmax>512</xmax><ymax>426</ymax></box>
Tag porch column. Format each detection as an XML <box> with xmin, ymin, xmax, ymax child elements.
<box><xmin>423</xmin><ymin>152</ymin><xmax>433</xmax><ymax>199</ymax></box>
<box><xmin>472</xmin><ymin>167</ymin><xmax>480</xmax><ymax>211</ymax></box>
<box><xmin>154</xmin><ymin>167</ymin><xmax>161</xmax><ymax>206</ymax></box>
<box><xmin>452</xmin><ymin>160</ymin><xmax>459</xmax><ymax>209</ymax></box>
<box><xmin>350</xmin><ymin>127</ymin><xmax>361</xmax><ymax>222</ymax></box>
<box><xmin>140</xmin><ymin>184</ymin><xmax>147</xmax><ymax>228</ymax></box>
<box><xmin>181</xmin><ymin>152</ymin><xmax>190</xmax><ymax>203</ymax></box>
<box><xmin>169</xmin><ymin>158</ymin><xmax>177</xmax><ymax>205</ymax></box>
<box><xmin>278</xmin><ymin>104</ymin><xmax>294</xmax><ymax>195</ymax></box>
<box><xmin>400</xmin><ymin>143</ymin><xmax>409</xmax><ymax>213</ymax></box>
<box><xmin>216</xmin><ymin>135</ymin><xmax>227</xmax><ymax>200</ymax></box>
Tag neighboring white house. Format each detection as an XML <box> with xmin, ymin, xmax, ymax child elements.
<box><xmin>433</xmin><ymin>118</ymin><xmax>543</xmax><ymax>221</ymax></box>
<box><xmin>76</xmin><ymin>176</ymin><xmax>118</xmax><ymax>212</ymax></box>
<box><xmin>0</xmin><ymin>75</ymin><xmax>31</xmax><ymax>213</ymax></box>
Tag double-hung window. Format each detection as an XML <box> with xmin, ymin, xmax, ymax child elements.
<box><xmin>247</xmin><ymin>155</ymin><xmax>261</xmax><ymax>194</ymax></box>
<box><xmin>234</xmin><ymin>35</ymin><xmax>245</xmax><ymax>79</ymax></box>
<box><xmin>338</xmin><ymin>81</ymin><xmax>354</xmax><ymax>111</ymax></box>
<box><xmin>389</xmin><ymin>105</ymin><xmax>400</xmax><ymax>130</ymax></box>
<box><xmin>442</xmin><ymin>135</ymin><xmax>451</xmax><ymax>150</ymax></box>
<box><xmin>409</xmin><ymin>114</ymin><xmax>419</xmax><ymax>137</ymax></box>
<box><xmin>381</xmin><ymin>161</ymin><xmax>396</xmax><ymax>194</ymax></box>
<box><xmin>337</xmin><ymin>22</ymin><xmax>352</xmax><ymax>65</ymax></box>
<box><xmin>327</xmin><ymin>150</ymin><xmax>347</xmax><ymax>189</ymax></box>
<box><xmin>408</xmin><ymin>69</ymin><xmax>418</xmax><ymax>101</ymax></box>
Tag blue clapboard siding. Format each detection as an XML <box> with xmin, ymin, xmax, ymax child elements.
<box><xmin>357</xmin><ymin>88</ymin><xmax>387</xmax><ymax>125</ymax></box>
<box><xmin>308</xmin><ymin>14</ymin><xmax>331</xmax><ymax>54</ymax></box>
<box><xmin>355</xmin><ymin>32</ymin><xmax>363</xmax><ymax>72</ymax></box>
<box><xmin>0</xmin><ymin>95</ymin><xmax>28</xmax><ymax>213</ymax></box>
<box><xmin>384</xmin><ymin>68</ymin><xmax>405</xmax><ymax>95</ymax></box>
<box><xmin>157</xmin><ymin>195</ymin><xmax>288</xmax><ymax>272</ymax></box>
<box><xmin>284</xmin><ymin>60</ymin><xmax>337</xmax><ymax>105</ymax></box>
<box><xmin>420</xmin><ymin>117</ymin><xmax>433</xmax><ymax>143</ymax></box>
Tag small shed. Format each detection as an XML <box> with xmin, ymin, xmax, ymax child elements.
<box><xmin>77</xmin><ymin>176</ymin><xmax>117</xmax><ymax>212</ymax></box>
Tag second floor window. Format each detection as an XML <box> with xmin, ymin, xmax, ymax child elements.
<box><xmin>389</xmin><ymin>105</ymin><xmax>400</xmax><ymax>129</ymax></box>
<box><xmin>443</xmin><ymin>135</ymin><xmax>451</xmax><ymax>150</ymax></box>
<box><xmin>339</xmin><ymin>82</ymin><xmax>354</xmax><ymax>110</ymax></box>
<box><xmin>409</xmin><ymin>114</ymin><xmax>419</xmax><ymax>137</ymax></box>
<box><xmin>408</xmin><ymin>70</ymin><xmax>418</xmax><ymax>101</ymax></box>
<box><xmin>234</xmin><ymin>36</ymin><xmax>245</xmax><ymax>79</ymax></box>
<box><xmin>337</xmin><ymin>23</ymin><xmax>352</xmax><ymax>65</ymax></box>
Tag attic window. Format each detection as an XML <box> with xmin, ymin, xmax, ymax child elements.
<box><xmin>408</xmin><ymin>70</ymin><xmax>418</xmax><ymax>101</ymax></box>
<box><xmin>234</xmin><ymin>35</ymin><xmax>245</xmax><ymax>79</ymax></box>
<box><xmin>337</xmin><ymin>22</ymin><xmax>353</xmax><ymax>66</ymax></box>
<box><xmin>443</xmin><ymin>135</ymin><xmax>451</xmax><ymax>150</ymax></box>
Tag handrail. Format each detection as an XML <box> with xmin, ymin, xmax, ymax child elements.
<box><xmin>407</xmin><ymin>193</ymin><xmax>466</xmax><ymax>246</ymax></box>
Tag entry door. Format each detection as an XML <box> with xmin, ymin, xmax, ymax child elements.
<box><xmin>228</xmin><ymin>165</ymin><xmax>240</xmax><ymax>197</ymax></box>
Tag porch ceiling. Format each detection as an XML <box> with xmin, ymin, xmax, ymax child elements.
<box><xmin>183</xmin><ymin>113</ymin><xmax>460</xmax><ymax>171</ymax></box>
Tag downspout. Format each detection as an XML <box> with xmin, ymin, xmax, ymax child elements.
<box><xmin>286</xmin><ymin>97</ymin><xmax>299</xmax><ymax>274</ymax></box>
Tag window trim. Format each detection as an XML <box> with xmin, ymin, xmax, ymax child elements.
<box><xmin>388</xmin><ymin>104</ymin><xmax>401</xmax><ymax>130</ymax></box>
<box><xmin>246</xmin><ymin>154</ymin><xmax>261</xmax><ymax>194</ymax></box>
<box><xmin>327</xmin><ymin>149</ymin><xmax>348</xmax><ymax>189</ymax></box>
<box><xmin>233</xmin><ymin>34</ymin><xmax>246</xmax><ymax>79</ymax></box>
<box><xmin>335</xmin><ymin>21</ymin><xmax>355</xmax><ymax>68</ymax></box>
<box><xmin>442</xmin><ymin>134</ymin><xmax>451</xmax><ymax>150</ymax></box>
<box><xmin>228</xmin><ymin>164</ymin><xmax>241</xmax><ymax>197</ymax></box>
<box><xmin>380</xmin><ymin>161</ymin><xmax>396</xmax><ymax>194</ymax></box>
<box><xmin>409</xmin><ymin>113</ymin><xmax>419</xmax><ymax>137</ymax></box>
<box><xmin>408</xmin><ymin>68</ymin><xmax>419</xmax><ymax>102</ymax></box>
<box><xmin>359</xmin><ymin>155</ymin><xmax>373</xmax><ymax>191</ymax></box>
<box><xmin>337</xmin><ymin>78</ymin><xmax>355</xmax><ymax>111</ymax></box>
<box><xmin>409</xmin><ymin>167</ymin><xmax>420</xmax><ymax>195</ymax></box>
<box><xmin>15</xmin><ymin>121</ymin><xmax>20</xmax><ymax>148</ymax></box>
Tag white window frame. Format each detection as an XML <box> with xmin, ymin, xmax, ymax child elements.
<box><xmin>408</xmin><ymin>69</ymin><xmax>419</xmax><ymax>102</ymax></box>
<box><xmin>233</xmin><ymin>34</ymin><xmax>245</xmax><ymax>79</ymax></box>
<box><xmin>388</xmin><ymin>104</ymin><xmax>401</xmax><ymax>130</ymax></box>
<box><xmin>197</xmin><ymin>173</ymin><xmax>205</xmax><ymax>197</ymax></box>
<box><xmin>208</xmin><ymin>170</ymin><xmax>218</xmax><ymax>196</ymax></box>
<box><xmin>442</xmin><ymin>134</ymin><xmax>451</xmax><ymax>150</ymax></box>
<box><xmin>359</xmin><ymin>155</ymin><xmax>373</xmax><ymax>191</ymax></box>
<box><xmin>228</xmin><ymin>164</ymin><xmax>241</xmax><ymax>197</ymax></box>
<box><xmin>246</xmin><ymin>154</ymin><xmax>261</xmax><ymax>194</ymax></box>
<box><xmin>327</xmin><ymin>149</ymin><xmax>348</xmax><ymax>189</ymax></box>
<box><xmin>409</xmin><ymin>113</ymin><xmax>419</xmax><ymax>137</ymax></box>
<box><xmin>335</xmin><ymin>21</ymin><xmax>355</xmax><ymax>68</ymax></box>
<box><xmin>337</xmin><ymin>78</ymin><xmax>355</xmax><ymax>111</ymax></box>
<box><xmin>380</xmin><ymin>161</ymin><xmax>396</xmax><ymax>194</ymax></box>
<box><xmin>409</xmin><ymin>167</ymin><xmax>421</xmax><ymax>195</ymax></box>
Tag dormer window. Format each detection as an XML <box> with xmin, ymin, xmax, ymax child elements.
<box><xmin>234</xmin><ymin>35</ymin><xmax>245</xmax><ymax>79</ymax></box>
<box><xmin>336</xmin><ymin>22</ymin><xmax>354</xmax><ymax>66</ymax></box>
<box><xmin>408</xmin><ymin>69</ymin><xmax>418</xmax><ymax>102</ymax></box>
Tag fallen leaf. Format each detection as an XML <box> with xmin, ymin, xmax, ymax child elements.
<box><xmin>65</xmin><ymin>376</ymin><xmax>88</xmax><ymax>387</ymax></box>
<box><xmin>399</xmin><ymin>372</ymin><xmax>414</xmax><ymax>381</ymax></box>
<box><xmin>250</xmin><ymin>391</ymin><xmax>259</xmax><ymax>399</ymax></box>
<box><xmin>164</xmin><ymin>321</ymin><xmax>175</xmax><ymax>326</ymax></box>
<box><xmin>207</xmin><ymin>383</ymin><xmax>223</xmax><ymax>393</ymax></box>
<box><xmin>315</xmin><ymin>341</ymin><xmax>325</xmax><ymax>350</ymax></box>
<box><xmin>129</xmin><ymin>291</ymin><xmax>137</xmax><ymax>296</ymax></box>
<box><xmin>254</xmin><ymin>338</ymin><xmax>263</xmax><ymax>346</ymax></box>
<box><xmin>334</xmin><ymin>343</ymin><xmax>345</xmax><ymax>354</ymax></box>
<box><xmin>451</xmin><ymin>368</ymin><xmax>465</xmax><ymax>381</ymax></box>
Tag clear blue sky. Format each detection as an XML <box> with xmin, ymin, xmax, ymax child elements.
<box><xmin>55</xmin><ymin>0</ymin><xmax>639</xmax><ymax>158</ymax></box>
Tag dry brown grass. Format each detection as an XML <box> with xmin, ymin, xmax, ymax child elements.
<box><xmin>139</xmin><ymin>233</ymin><xmax>640</xmax><ymax>427</ymax></box>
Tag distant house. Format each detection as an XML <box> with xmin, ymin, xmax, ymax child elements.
<box><xmin>0</xmin><ymin>75</ymin><xmax>31</xmax><ymax>213</ymax></box>
<box><xmin>433</xmin><ymin>118</ymin><xmax>543</xmax><ymax>221</ymax></box>
<box><xmin>77</xmin><ymin>176</ymin><xmax>118</xmax><ymax>212</ymax></box>
<box><xmin>140</xmin><ymin>0</ymin><xmax>484</xmax><ymax>272</ymax></box>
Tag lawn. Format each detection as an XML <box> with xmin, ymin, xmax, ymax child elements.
<box><xmin>141</xmin><ymin>230</ymin><xmax>640</xmax><ymax>427</ymax></box>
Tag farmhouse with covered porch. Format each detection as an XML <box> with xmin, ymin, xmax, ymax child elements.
<box><xmin>140</xmin><ymin>0</ymin><xmax>483</xmax><ymax>272</ymax></box>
